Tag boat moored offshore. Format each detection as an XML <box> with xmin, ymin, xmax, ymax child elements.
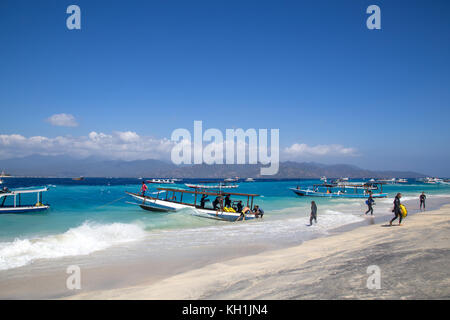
<box><xmin>290</xmin><ymin>182</ymin><xmax>387</xmax><ymax>198</ymax></box>
<box><xmin>147</xmin><ymin>178</ymin><xmax>177</xmax><ymax>184</ymax></box>
<box><xmin>0</xmin><ymin>187</ymin><xmax>50</xmax><ymax>214</ymax></box>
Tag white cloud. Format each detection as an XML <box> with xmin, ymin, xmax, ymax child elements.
<box><xmin>0</xmin><ymin>131</ymin><xmax>358</xmax><ymax>164</ymax></box>
<box><xmin>0</xmin><ymin>132</ymin><xmax>173</xmax><ymax>161</ymax></box>
<box><xmin>284</xmin><ymin>143</ymin><xmax>357</xmax><ymax>158</ymax></box>
<box><xmin>46</xmin><ymin>113</ymin><xmax>78</xmax><ymax>127</ymax></box>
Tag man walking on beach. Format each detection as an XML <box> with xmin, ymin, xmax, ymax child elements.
<box><xmin>309</xmin><ymin>201</ymin><xmax>317</xmax><ymax>226</ymax></box>
<box><xmin>365</xmin><ymin>193</ymin><xmax>375</xmax><ymax>215</ymax></box>
<box><xmin>419</xmin><ymin>192</ymin><xmax>426</xmax><ymax>211</ymax></box>
<box><xmin>390</xmin><ymin>193</ymin><xmax>403</xmax><ymax>226</ymax></box>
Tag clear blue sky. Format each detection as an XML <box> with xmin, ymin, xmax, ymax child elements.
<box><xmin>0</xmin><ymin>0</ymin><xmax>449</xmax><ymax>175</ymax></box>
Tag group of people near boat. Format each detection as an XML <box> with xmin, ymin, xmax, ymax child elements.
<box><xmin>201</xmin><ymin>193</ymin><xmax>264</xmax><ymax>219</ymax></box>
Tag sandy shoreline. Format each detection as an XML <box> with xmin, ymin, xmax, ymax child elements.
<box><xmin>68</xmin><ymin>205</ymin><xmax>450</xmax><ymax>300</ymax></box>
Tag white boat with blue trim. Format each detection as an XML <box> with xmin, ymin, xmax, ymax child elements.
<box><xmin>0</xmin><ymin>187</ymin><xmax>50</xmax><ymax>214</ymax></box>
<box><xmin>126</xmin><ymin>187</ymin><xmax>261</xmax><ymax>221</ymax></box>
<box><xmin>290</xmin><ymin>182</ymin><xmax>387</xmax><ymax>198</ymax></box>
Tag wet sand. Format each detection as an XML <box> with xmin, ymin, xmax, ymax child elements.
<box><xmin>69</xmin><ymin>205</ymin><xmax>450</xmax><ymax>300</ymax></box>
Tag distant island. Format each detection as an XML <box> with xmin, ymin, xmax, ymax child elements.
<box><xmin>0</xmin><ymin>155</ymin><xmax>426</xmax><ymax>179</ymax></box>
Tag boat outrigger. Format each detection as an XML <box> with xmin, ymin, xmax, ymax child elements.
<box><xmin>126</xmin><ymin>188</ymin><xmax>261</xmax><ymax>221</ymax></box>
<box><xmin>290</xmin><ymin>182</ymin><xmax>387</xmax><ymax>198</ymax></box>
<box><xmin>0</xmin><ymin>187</ymin><xmax>50</xmax><ymax>214</ymax></box>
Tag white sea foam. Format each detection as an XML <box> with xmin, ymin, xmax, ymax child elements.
<box><xmin>0</xmin><ymin>222</ymin><xmax>147</xmax><ymax>271</ymax></box>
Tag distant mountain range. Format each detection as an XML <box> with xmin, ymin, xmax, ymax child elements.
<box><xmin>0</xmin><ymin>155</ymin><xmax>426</xmax><ymax>179</ymax></box>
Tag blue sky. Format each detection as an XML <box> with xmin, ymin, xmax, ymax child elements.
<box><xmin>0</xmin><ymin>0</ymin><xmax>449</xmax><ymax>175</ymax></box>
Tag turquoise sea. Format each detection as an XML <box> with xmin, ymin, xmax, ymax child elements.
<box><xmin>1</xmin><ymin>177</ymin><xmax>450</xmax><ymax>273</ymax></box>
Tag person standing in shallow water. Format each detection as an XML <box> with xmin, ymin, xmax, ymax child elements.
<box><xmin>390</xmin><ymin>193</ymin><xmax>403</xmax><ymax>226</ymax></box>
<box><xmin>419</xmin><ymin>192</ymin><xmax>426</xmax><ymax>211</ymax></box>
<box><xmin>309</xmin><ymin>201</ymin><xmax>317</xmax><ymax>226</ymax></box>
<box><xmin>365</xmin><ymin>193</ymin><xmax>375</xmax><ymax>215</ymax></box>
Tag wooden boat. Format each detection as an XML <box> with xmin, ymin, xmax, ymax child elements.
<box><xmin>0</xmin><ymin>187</ymin><xmax>50</xmax><ymax>214</ymax></box>
<box><xmin>72</xmin><ymin>176</ymin><xmax>84</xmax><ymax>181</ymax></box>
<box><xmin>126</xmin><ymin>188</ymin><xmax>261</xmax><ymax>221</ymax></box>
<box><xmin>290</xmin><ymin>182</ymin><xmax>387</xmax><ymax>198</ymax></box>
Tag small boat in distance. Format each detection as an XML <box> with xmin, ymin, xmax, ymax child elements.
<box><xmin>375</xmin><ymin>178</ymin><xmax>396</xmax><ymax>184</ymax></box>
<box><xmin>72</xmin><ymin>177</ymin><xmax>85</xmax><ymax>181</ymax></box>
<box><xmin>126</xmin><ymin>188</ymin><xmax>261</xmax><ymax>221</ymax></box>
<box><xmin>0</xmin><ymin>179</ymin><xmax>3</xmax><ymax>185</ymax></box>
<box><xmin>320</xmin><ymin>176</ymin><xmax>327</xmax><ymax>182</ymax></box>
<box><xmin>245</xmin><ymin>178</ymin><xmax>255</xmax><ymax>182</ymax></box>
<box><xmin>290</xmin><ymin>182</ymin><xmax>387</xmax><ymax>198</ymax></box>
<box><xmin>422</xmin><ymin>177</ymin><xmax>444</xmax><ymax>184</ymax></box>
<box><xmin>224</xmin><ymin>177</ymin><xmax>239</xmax><ymax>182</ymax></box>
<box><xmin>397</xmin><ymin>178</ymin><xmax>408</xmax><ymax>183</ymax></box>
<box><xmin>147</xmin><ymin>178</ymin><xmax>177</xmax><ymax>184</ymax></box>
<box><xmin>0</xmin><ymin>171</ymin><xmax>11</xmax><ymax>178</ymax></box>
<box><xmin>185</xmin><ymin>182</ymin><xmax>239</xmax><ymax>189</ymax></box>
<box><xmin>0</xmin><ymin>187</ymin><xmax>50</xmax><ymax>214</ymax></box>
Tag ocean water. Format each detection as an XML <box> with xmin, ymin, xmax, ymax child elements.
<box><xmin>1</xmin><ymin>178</ymin><xmax>450</xmax><ymax>273</ymax></box>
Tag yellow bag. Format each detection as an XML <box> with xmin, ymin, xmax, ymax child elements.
<box><xmin>400</xmin><ymin>204</ymin><xmax>407</xmax><ymax>217</ymax></box>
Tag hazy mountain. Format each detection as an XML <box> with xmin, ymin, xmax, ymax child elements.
<box><xmin>0</xmin><ymin>155</ymin><xmax>426</xmax><ymax>179</ymax></box>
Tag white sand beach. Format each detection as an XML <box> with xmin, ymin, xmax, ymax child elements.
<box><xmin>68</xmin><ymin>205</ymin><xmax>450</xmax><ymax>300</ymax></box>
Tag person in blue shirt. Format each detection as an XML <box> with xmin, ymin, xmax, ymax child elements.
<box><xmin>253</xmin><ymin>205</ymin><xmax>264</xmax><ymax>218</ymax></box>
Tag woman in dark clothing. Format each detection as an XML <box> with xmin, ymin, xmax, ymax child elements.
<box><xmin>390</xmin><ymin>193</ymin><xmax>403</xmax><ymax>226</ymax></box>
<box><xmin>236</xmin><ymin>200</ymin><xmax>243</xmax><ymax>213</ymax></box>
<box><xmin>309</xmin><ymin>201</ymin><xmax>317</xmax><ymax>226</ymax></box>
<box><xmin>200</xmin><ymin>194</ymin><xmax>208</xmax><ymax>208</ymax></box>
<box><xmin>224</xmin><ymin>194</ymin><xmax>231</xmax><ymax>207</ymax></box>
<box><xmin>419</xmin><ymin>192</ymin><xmax>426</xmax><ymax>211</ymax></box>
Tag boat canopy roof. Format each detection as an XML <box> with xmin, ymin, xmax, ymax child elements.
<box><xmin>156</xmin><ymin>187</ymin><xmax>259</xmax><ymax>197</ymax></box>
<box><xmin>0</xmin><ymin>187</ymin><xmax>49</xmax><ymax>198</ymax></box>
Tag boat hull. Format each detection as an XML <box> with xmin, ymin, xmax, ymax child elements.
<box><xmin>127</xmin><ymin>192</ymin><xmax>257</xmax><ymax>221</ymax></box>
<box><xmin>0</xmin><ymin>205</ymin><xmax>50</xmax><ymax>214</ymax></box>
